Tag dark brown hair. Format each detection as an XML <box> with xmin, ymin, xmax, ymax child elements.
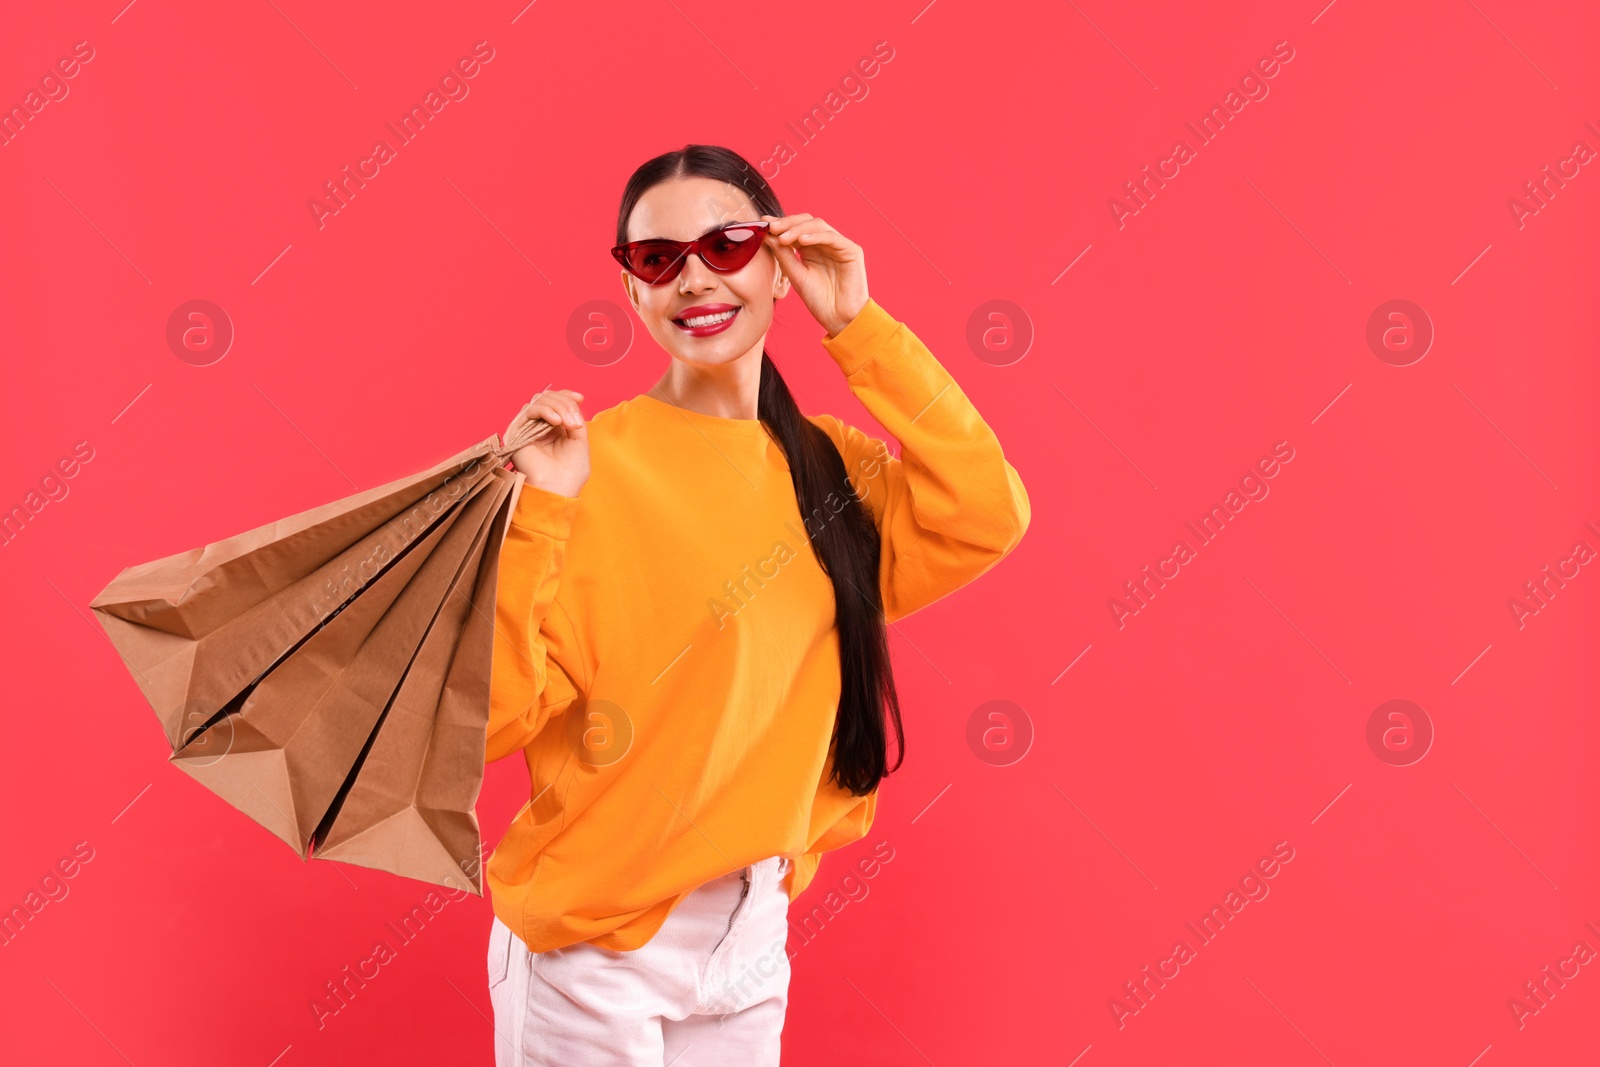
<box><xmin>615</xmin><ymin>143</ymin><xmax>903</xmax><ymax>796</ymax></box>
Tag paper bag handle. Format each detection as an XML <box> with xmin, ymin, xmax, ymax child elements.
<box><xmin>492</xmin><ymin>416</ymin><xmax>556</xmax><ymax>464</ymax></box>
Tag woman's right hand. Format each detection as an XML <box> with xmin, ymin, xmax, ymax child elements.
<box><xmin>504</xmin><ymin>388</ymin><xmax>590</xmax><ymax>498</ymax></box>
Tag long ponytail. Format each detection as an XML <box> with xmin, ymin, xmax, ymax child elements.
<box><xmin>616</xmin><ymin>144</ymin><xmax>903</xmax><ymax>796</ymax></box>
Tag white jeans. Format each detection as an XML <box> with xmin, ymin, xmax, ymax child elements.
<box><xmin>488</xmin><ymin>856</ymin><xmax>792</xmax><ymax>1066</ymax></box>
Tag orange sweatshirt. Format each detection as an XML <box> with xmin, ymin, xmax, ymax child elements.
<box><xmin>486</xmin><ymin>297</ymin><xmax>1030</xmax><ymax>953</ymax></box>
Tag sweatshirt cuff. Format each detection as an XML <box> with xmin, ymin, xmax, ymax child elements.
<box><xmin>820</xmin><ymin>297</ymin><xmax>901</xmax><ymax>378</ymax></box>
<box><xmin>510</xmin><ymin>481</ymin><xmax>582</xmax><ymax>539</ymax></box>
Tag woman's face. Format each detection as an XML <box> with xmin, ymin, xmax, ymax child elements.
<box><xmin>620</xmin><ymin>176</ymin><xmax>789</xmax><ymax>369</ymax></box>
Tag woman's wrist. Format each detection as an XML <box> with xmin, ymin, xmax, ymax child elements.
<box><xmin>824</xmin><ymin>297</ymin><xmax>868</xmax><ymax>340</ymax></box>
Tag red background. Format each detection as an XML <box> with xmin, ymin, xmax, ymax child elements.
<box><xmin>2</xmin><ymin>0</ymin><xmax>1597</xmax><ymax>1063</ymax></box>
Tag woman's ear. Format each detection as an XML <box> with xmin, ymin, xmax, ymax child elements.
<box><xmin>621</xmin><ymin>270</ymin><xmax>641</xmax><ymax>312</ymax></box>
<box><xmin>772</xmin><ymin>268</ymin><xmax>791</xmax><ymax>301</ymax></box>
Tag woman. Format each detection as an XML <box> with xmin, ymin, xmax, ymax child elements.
<box><xmin>484</xmin><ymin>143</ymin><xmax>1030</xmax><ymax>1065</ymax></box>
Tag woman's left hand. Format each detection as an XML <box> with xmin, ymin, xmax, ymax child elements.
<box><xmin>761</xmin><ymin>214</ymin><xmax>869</xmax><ymax>339</ymax></box>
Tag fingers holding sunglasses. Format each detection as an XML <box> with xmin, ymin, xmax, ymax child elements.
<box><xmin>763</xmin><ymin>216</ymin><xmax>855</xmax><ymax>256</ymax></box>
<box><xmin>758</xmin><ymin>217</ymin><xmax>869</xmax><ymax>337</ymax></box>
<box><xmin>768</xmin><ymin>217</ymin><xmax>835</xmax><ymax>257</ymax></box>
<box><xmin>765</xmin><ymin>215</ymin><xmax>823</xmax><ymax>240</ymax></box>
<box><xmin>760</xmin><ymin>213</ymin><xmax>813</xmax><ymax>235</ymax></box>
<box><xmin>764</xmin><ymin>231</ymin><xmax>806</xmax><ymax>274</ymax></box>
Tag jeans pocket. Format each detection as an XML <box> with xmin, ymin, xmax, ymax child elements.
<box><xmin>528</xmin><ymin>938</ymin><xmax>567</xmax><ymax>983</ymax></box>
<box><xmin>487</xmin><ymin>919</ymin><xmax>512</xmax><ymax>991</ymax></box>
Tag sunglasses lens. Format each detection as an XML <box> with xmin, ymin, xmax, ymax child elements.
<box><xmin>624</xmin><ymin>243</ymin><xmax>687</xmax><ymax>283</ymax></box>
<box><xmin>701</xmin><ymin>225</ymin><xmax>766</xmax><ymax>271</ymax></box>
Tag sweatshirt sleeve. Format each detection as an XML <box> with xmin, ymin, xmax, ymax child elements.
<box><xmin>808</xmin><ymin>297</ymin><xmax>1031</xmax><ymax>624</ymax></box>
<box><xmin>487</xmin><ymin>481</ymin><xmax>585</xmax><ymax>762</ymax></box>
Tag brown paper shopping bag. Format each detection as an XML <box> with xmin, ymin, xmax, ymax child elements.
<box><xmin>315</xmin><ymin>473</ymin><xmax>517</xmax><ymax>893</ymax></box>
<box><xmin>90</xmin><ymin>418</ymin><xmax>551</xmax><ymax>894</ymax></box>
<box><xmin>171</xmin><ymin>473</ymin><xmax>502</xmax><ymax>859</ymax></box>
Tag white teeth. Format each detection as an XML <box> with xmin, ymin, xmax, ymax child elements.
<box><xmin>679</xmin><ymin>309</ymin><xmax>736</xmax><ymax>328</ymax></box>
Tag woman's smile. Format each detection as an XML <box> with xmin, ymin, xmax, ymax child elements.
<box><xmin>671</xmin><ymin>302</ymin><xmax>741</xmax><ymax>337</ymax></box>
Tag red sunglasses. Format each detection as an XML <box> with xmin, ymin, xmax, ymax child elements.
<box><xmin>611</xmin><ymin>220</ymin><xmax>771</xmax><ymax>286</ymax></box>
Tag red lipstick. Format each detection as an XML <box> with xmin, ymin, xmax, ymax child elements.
<box><xmin>672</xmin><ymin>303</ymin><xmax>740</xmax><ymax>338</ymax></box>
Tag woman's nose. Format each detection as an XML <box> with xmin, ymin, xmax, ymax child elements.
<box><xmin>677</xmin><ymin>253</ymin><xmax>718</xmax><ymax>290</ymax></box>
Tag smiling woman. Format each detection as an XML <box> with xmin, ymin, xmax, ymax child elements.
<box><xmin>484</xmin><ymin>143</ymin><xmax>1030</xmax><ymax>1066</ymax></box>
